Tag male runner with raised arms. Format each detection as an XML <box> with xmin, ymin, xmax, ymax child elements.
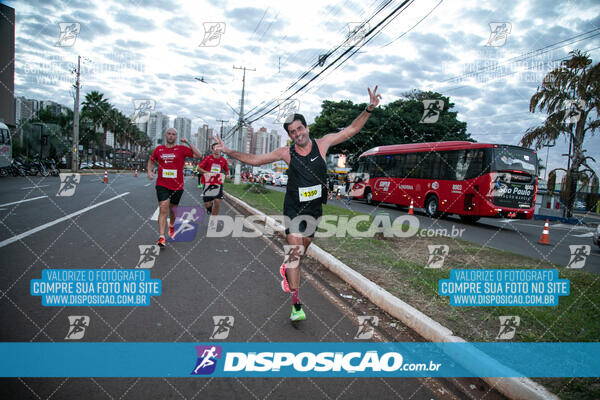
<box><xmin>213</xmin><ymin>86</ymin><xmax>381</xmax><ymax>321</ymax></box>
<box><xmin>197</xmin><ymin>142</ymin><xmax>230</xmax><ymax>227</ymax></box>
<box><xmin>148</xmin><ymin>128</ymin><xmax>202</xmax><ymax>247</ymax></box>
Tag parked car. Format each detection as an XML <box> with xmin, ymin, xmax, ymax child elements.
<box><xmin>260</xmin><ymin>173</ymin><xmax>273</xmax><ymax>184</ymax></box>
<box><xmin>274</xmin><ymin>174</ymin><xmax>288</xmax><ymax>186</ymax></box>
<box><xmin>79</xmin><ymin>162</ymin><xmax>93</xmax><ymax>169</ymax></box>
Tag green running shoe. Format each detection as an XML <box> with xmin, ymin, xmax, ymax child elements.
<box><xmin>290</xmin><ymin>304</ymin><xmax>306</xmax><ymax>321</ymax></box>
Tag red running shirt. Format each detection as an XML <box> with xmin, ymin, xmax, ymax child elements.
<box><xmin>150</xmin><ymin>145</ymin><xmax>193</xmax><ymax>190</ymax></box>
<box><xmin>198</xmin><ymin>155</ymin><xmax>229</xmax><ymax>184</ymax></box>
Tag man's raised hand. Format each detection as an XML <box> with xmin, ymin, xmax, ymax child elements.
<box><xmin>367</xmin><ymin>86</ymin><xmax>382</xmax><ymax>111</ymax></box>
<box><xmin>212</xmin><ymin>135</ymin><xmax>229</xmax><ymax>153</ymax></box>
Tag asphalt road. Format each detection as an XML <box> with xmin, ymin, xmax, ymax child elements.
<box><xmin>0</xmin><ymin>174</ymin><xmax>507</xmax><ymax>400</ymax></box>
<box><xmin>269</xmin><ymin>184</ymin><xmax>600</xmax><ymax>274</ymax></box>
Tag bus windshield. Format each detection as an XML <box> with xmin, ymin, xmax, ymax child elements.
<box><xmin>492</xmin><ymin>146</ymin><xmax>537</xmax><ymax>175</ymax></box>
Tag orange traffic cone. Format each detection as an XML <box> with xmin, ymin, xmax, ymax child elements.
<box><xmin>103</xmin><ymin>170</ymin><xmax>108</xmax><ymax>184</ymax></box>
<box><xmin>134</xmin><ymin>169</ymin><xmax>138</xmax><ymax>178</ymax></box>
<box><xmin>408</xmin><ymin>200</ymin><xmax>414</xmax><ymax>215</ymax></box>
<box><xmin>539</xmin><ymin>219</ymin><xmax>550</xmax><ymax>245</ymax></box>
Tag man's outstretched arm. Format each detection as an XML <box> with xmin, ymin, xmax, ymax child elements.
<box><xmin>213</xmin><ymin>135</ymin><xmax>288</xmax><ymax>166</ymax></box>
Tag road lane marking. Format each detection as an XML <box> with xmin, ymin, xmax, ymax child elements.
<box><xmin>21</xmin><ymin>185</ymin><xmax>50</xmax><ymax>190</ymax></box>
<box><xmin>0</xmin><ymin>196</ymin><xmax>48</xmax><ymax>207</ymax></box>
<box><xmin>151</xmin><ymin>207</ymin><xmax>159</xmax><ymax>220</ymax></box>
<box><xmin>0</xmin><ymin>192</ymin><xmax>130</xmax><ymax>248</ymax></box>
<box><xmin>144</xmin><ymin>182</ymin><xmax>152</xmax><ymax>187</ymax></box>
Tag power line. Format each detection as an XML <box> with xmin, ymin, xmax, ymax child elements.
<box><xmin>242</xmin><ymin>0</ymin><xmax>396</xmax><ymax>121</ymax></box>
<box><xmin>245</xmin><ymin>0</ymin><xmax>414</xmax><ymax>124</ymax></box>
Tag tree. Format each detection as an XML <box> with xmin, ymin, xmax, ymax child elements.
<box><xmin>309</xmin><ymin>90</ymin><xmax>471</xmax><ymax>164</ymax></box>
<box><xmin>521</xmin><ymin>50</ymin><xmax>599</xmax><ymax>217</ymax></box>
<box><xmin>82</xmin><ymin>91</ymin><xmax>111</xmax><ymax>163</ymax></box>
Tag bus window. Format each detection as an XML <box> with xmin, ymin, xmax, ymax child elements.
<box><xmin>405</xmin><ymin>153</ymin><xmax>418</xmax><ymax>178</ymax></box>
<box><xmin>393</xmin><ymin>154</ymin><xmax>405</xmax><ymax>178</ymax></box>
<box><xmin>0</xmin><ymin>130</ymin><xmax>4</xmax><ymax>144</ymax></box>
<box><xmin>465</xmin><ymin>149</ymin><xmax>484</xmax><ymax>179</ymax></box>
<box><xmin>429</xmin><ymin>152</ymin><xmax>443</xmax><ymax>180</ymax></box>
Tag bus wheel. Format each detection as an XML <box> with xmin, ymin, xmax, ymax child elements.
<box><xmin>459</xmin><ymin>215</ymin><xmax>480</xmax><ymax>223</ymax></box>
<box><xmin>425</xmin><ymin>195</ymin><xmax>440</xmax><ymax>218</ymax></box>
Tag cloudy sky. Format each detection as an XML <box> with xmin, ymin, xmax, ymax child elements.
<box><xmin>6</xmin><ymin>0</ymin><xmax>600</xmax><ymax>177</ymax></box>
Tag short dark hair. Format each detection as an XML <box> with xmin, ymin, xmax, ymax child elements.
<box><xmin>283</xmin><ymin>113</ymin><xmax>307</xmax><ymax>133</ymax></box>
<box><xmin>211</xmin><ymin>143</ymin><xmax>218</xmax><ymax>149</ymax></box>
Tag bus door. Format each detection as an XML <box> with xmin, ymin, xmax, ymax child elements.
<box><xmin>457</xmin><ymin>149</ymin><xmax>485</xmax><ymax>215</ymax></box>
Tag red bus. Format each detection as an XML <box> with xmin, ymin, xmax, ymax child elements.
<box><xmin>350</xmin><ymin>141</ymin><xmax>538</xmax><ymax>222</ymax></box>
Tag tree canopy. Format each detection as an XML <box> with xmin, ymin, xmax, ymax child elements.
<box><xmin>309</xmin><ymin>89</ymin><xmax>471</xmax><ymax>164</ymax></box>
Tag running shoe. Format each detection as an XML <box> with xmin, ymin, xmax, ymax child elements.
<box><xmin>280</xmin><ymin>263</ymin><xmax>290</xmax><ymax>292</ymax></box>
<box><xmin>290</xmin><ymin>303</ymin><xmax>306</xmax><ymax>321</ymax></box>
<box><xmin>156</xmin><ymin>237</ymin><xmax>166</xmax><ymax>247</ymax></box>
<box><xmin>168</xmin><ymin>224</ymin><xmax>175</xmax><ymax>238</ymax></box>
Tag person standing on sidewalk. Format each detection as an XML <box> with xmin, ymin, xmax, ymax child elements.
<box><xmin>147</xmin><ymin>128</ymin><xmax>202</xmax><ymax>247</ymax></box>
<box><xmin>197</xmin><ymin>142</ymin><xmax>230</xmax><ymax>228</ymax></box>
<box><xmin>213</xmin><ymin>86</ymin><xmax>381</xmax><ymax>321</ymax></box>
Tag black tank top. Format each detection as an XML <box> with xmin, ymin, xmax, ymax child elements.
<box><xmin>284</xmin><ymin>139</ymin><xmax>328</xmax><ymax>216</ymax></box>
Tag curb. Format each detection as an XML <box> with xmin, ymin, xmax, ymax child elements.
<box><xmin>224</xmin><ymin>191</ymin><xmax>558</xmax><ymax>400</ymax></box>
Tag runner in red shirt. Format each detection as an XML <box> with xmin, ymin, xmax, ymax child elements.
<box><xmin>147</xmin><ymin>128</ymin><xmax>202</xmax><ymax>247</ymax></box>
<box><xmin>197</xmin><ymin>143</ymin><xmax>230</xmax><ymax>227</ymax></box>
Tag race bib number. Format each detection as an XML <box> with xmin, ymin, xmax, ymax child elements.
<box><xmin>299</xmin><ymin>184</ymin><xmax>322</xmax><ymax>202</ymax></box>
<box><xmin>203</xmin><ymin>172</ymin><xmax>223</xmax><ymax>197</ymax></box>
<box><xmin>210</xmin><ymin>164</ymin><xmax>222</xmax><ymax>173</ymax></box>
<box><xmin>162</xmin><ymin>169</ymin><xmax>177</xmax><ymax>178</ymax></box>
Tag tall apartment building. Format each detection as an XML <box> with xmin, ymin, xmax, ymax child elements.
<box><xmin>147</xmin><ymin>112</ymin><xmax>170</xmax><ymax>146</ymax></box>
<box><xmin>197</xmin><ymin>124</ymin><xmax>215</xmax><ymax>155</ymax></box>
<box><xmin>14</xmin><ymin>96</ymin><xmax>40</xmax><ymax>123</ymax></box>
<box><xmin>173</xmin><ymin>117</ymin><xmax>191</xmax><ymax>142</ymax></box>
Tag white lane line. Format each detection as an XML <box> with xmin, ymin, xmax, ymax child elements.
<box><xmin>0</xmin><ymin>192</ymin><xmax>130</xmax><ymax>248</ymax></box>
<box><xmin>151</xmin><ymin>207</ymin><xmax>159</xmax><ymax>220</ymax></box>
<box><xmin>0</xmin><ymin>196</ymin><xmax>48</xmax><ymax>208</ymax></box>
<box><xmin>21</xmin><ymin>185</ymin><xmax>50</xmax><ymax>190</ymax></box>
<box><xmin>144</xmin><ymin>182</ymin><xmax>152</xmax><ymax>187</ymax></box>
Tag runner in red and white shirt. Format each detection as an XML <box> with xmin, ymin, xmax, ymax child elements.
<box><xmin>197</xmin><ymin>142</ymin><xmax>230</xmax><ymax>227</ymax></box>
<box><xmin>147</xmin><ymin>128</ymin><xmax>202</xmax><ymax>247</ymax></box>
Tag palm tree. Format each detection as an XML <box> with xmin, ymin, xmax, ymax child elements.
<box><xmin>82</xmin><ymin>91</ymin><xmax>112</xmax><ymax>165</ymax></box>
<box><xmin>521</xmin><ymin>50</ymin><xmax>599</xmax><ymax>217</ymax></box>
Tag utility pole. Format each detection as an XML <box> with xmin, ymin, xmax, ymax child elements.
<box><xmin>72</xmin><ymin>55</ymin><xmax>81</xmax><ymax>172</ymax></box>
<box><xmin>232</xmin><ymin>65</ymin><xmax>255</xmax><ymax>184</ymax></box>
<box><xmin>216</xmin><ymin>119</ymin><xmax>227</xmax><ymax>137</ymax></box>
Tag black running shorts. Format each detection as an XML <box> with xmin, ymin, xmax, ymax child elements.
<box><xmin>156</xmin><ymin>185</ymin><xmax>184</xmax><ymax>205</ymax></box>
